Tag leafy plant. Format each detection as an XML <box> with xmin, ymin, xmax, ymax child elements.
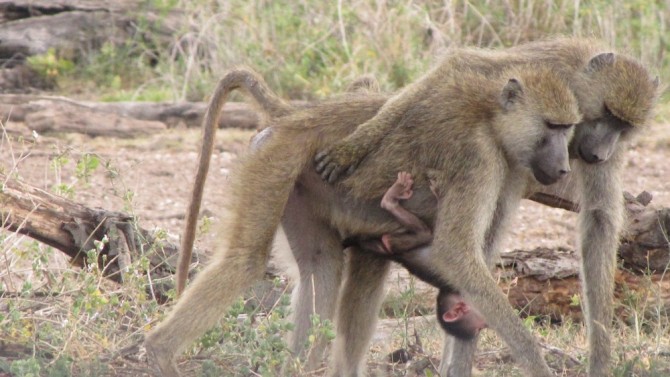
<box><xmin>26</xmin><ymin>49</ymin><xmax>75</xmax><ymax>82</ymax></box>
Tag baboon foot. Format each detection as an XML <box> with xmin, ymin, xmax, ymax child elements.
<box><xmin>145</xmin><ymin>338</ymin><xmax>180</xmax><ymax>377</ymax></box>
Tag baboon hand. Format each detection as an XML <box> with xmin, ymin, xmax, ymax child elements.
<box><xmin>314</xmin><ymin>142</ymin><xmax>363</xmax><ymax>183</ymax></box>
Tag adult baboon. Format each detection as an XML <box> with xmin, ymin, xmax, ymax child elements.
<box><xmin>176</xmin><ymin>70</ymin><xmax>380</xmax><ymax>297</ymax></box>
<box><xmin>315</xmin><ymin>37</ymin><xmax>659</xmax><ymax>377</ymax></box>
<box><xmin>173</xmin><ymin>70</ymin><xmax>384</xmax><ymax>368</ymax></box>
<box><xmin>146</xmin><ymin>62</ymin><xmax>581</xmax><ymax>377</ymax></box>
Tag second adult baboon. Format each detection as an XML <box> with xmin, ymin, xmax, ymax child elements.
<box><xmin>146</xmin><ymin>62</ymin><xmax>581</xmax><ymax>377</ymax></box>
<box><xmin>314</xmin><ymin>37</ymin><xmax>659</xmax><ymax>377</ymax></box>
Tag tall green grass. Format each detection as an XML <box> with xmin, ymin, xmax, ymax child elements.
<box><xmin>65</xmin><ymin>0</ymin><xmax>669</xmax><ymax>102</ymax></box>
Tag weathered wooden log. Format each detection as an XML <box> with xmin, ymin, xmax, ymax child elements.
<box><xmin>0</xmin><ymin>1</ymin><xmax>125</xmax><ymax>21</ymax></box>
<box><xmin>0</xmin><ymin>94</ymin><xmax>263</xmax><ymax>132</ymax></box>
<box><xmin>529</xmin><ymin>188</ymin><xmax>670</xmax><ymax>272</ymax></box>
<box><xmin>513</xmin><ymin>190</ymin><xmax>670</xmax><ymax>320</ymax></box>
<box><xmin>0</xmin><ymin>11</ymin><xmax>122</xmax><ymax>64</ymax></box>
<box><xmin>0</xmin><ymin>0</ymin><xmax>182</xmax><ymax>64</ymax></box>
<box><xmin>0</xmin><ymin>0</ymin><xmax>184</xmax><ymax>93</ymax></box>
<box><xmin>0</xmin><ymin>173</ymin><xmax>293</xmax><ymax>301</ymax></box>
<box><xmin>496</xmin><ymin>247</ymin><xmax>670</xmax><ymax>322</ymax></box>
<box><xmin>0</xmin><ymin>172</ymin><xmax>204</xmax><ymax>301</ymax></box>
<box><xmin>24</xmin><ymin>99</ymin><xmax>168</xmax><ymax>138</ymax></box>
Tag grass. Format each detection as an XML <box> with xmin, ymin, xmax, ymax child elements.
<box><xmin>3</xmin><ymin>0</ymin><xmax>670</xmax><ymax>376</ymax></box>
<box><xmin>37</xmin><ymin>0</ymin><xmax>670</xmax><ymax>106</ymax></box>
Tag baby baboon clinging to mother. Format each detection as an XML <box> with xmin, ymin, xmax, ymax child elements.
<box><xmin>346</xmin><ymin>171</ymin><xmax>487</xmax><ymax>341</ymax></box>
<box><xmin>315</xmin><ymin>37</ymin><xmax>659</xmax><ymax>377</ymax></box>
<box><xmin>146</xmin><ymin>61</ymin><xmax>581</xmax><ymax>377</ymax></box>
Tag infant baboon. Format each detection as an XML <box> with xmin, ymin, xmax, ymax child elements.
<box><xmin>146</xmin><ymin>62</ymin><xmax>580</xmax><ymax>377</ymax></box>
<box><xmin>315</xmin><ymin>37</ymin><xmax>659</xmax><ymax>377</ymax></box>
<box><xmin>344</xmin><ymin>172</ymin><xmax>431</xmax><ymax>255</ymax></box>
<box><xmin>347</xmin><ymin>171</ymin><xmax>487</xmax><ymax>341</ymax></box>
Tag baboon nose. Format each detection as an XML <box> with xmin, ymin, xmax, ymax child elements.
<box><xmin>590</xmin><ymin>153</ymin><xmax>605</xmax><ymax>163</ymax></box>
<box><xmin>559</xmin><ymin>168</ymin><xmax>570</xmax><ymax>176</ymax></box>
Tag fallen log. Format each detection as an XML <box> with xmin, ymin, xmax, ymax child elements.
<box><xmin>0</xmin><ymin>0</ymin><xmax>182</xmax><ymax>64</ymax></box>
<box><xmin>511</xmin><ymin>189</ymin><xmax>670</xmax><ymax>321</ymax></box>
<box><xmin>0</xmin><ymin>0</ymin><xmax>183</xmax><ymax>93</ymax></box>
<box><xmin>0</xmin><ymin>172</ymin><xmax>290</xmax><ymax>301</ymax></box>
<box><xmin>497</xmin><ymin>247</ymin><xmax>670</xmax><ymax>323</ymax></box>
<box><xmin>0</xmin><ymin>94</ymin><xmax>263</xmax><ymax>133</ymax></box>
<box><xmin>24</xmin><ymin>99</ymin><xmax>168</xmax><ymax>138</ymax></box>
<box><xmin>0</xmin><ymin>1</ymin><xmax>130</xmax><ymax>21</ymax></box>
<box><xmin>0</xmin><ymin>11</ymin><xmax>126</xmax><ymax>65</ymax></box>
<box><xmin>0</xmin><ymin>172</ymin><xmax>203</xmax><ymax>302</ymax></box>
<box><xmin>529</xmin><ymin>188</ymin><xmax>670</xmax><ymax>272</ymax></box>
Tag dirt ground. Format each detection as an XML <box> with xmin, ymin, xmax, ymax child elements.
<box><xmin>1</xmin><ymin>115</ymin><xmax>670</xmax><ymax>376</ymax></box>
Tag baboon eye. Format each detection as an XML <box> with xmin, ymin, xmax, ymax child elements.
<box><xmin>545</xmin><ymin>122</ymin><xmax>573</xmax><ymax>130</ymax></box>
<box><xmin>603</xmin><ymin>105</ymin><xmax>633</xmax><ymax>131</ymax></box>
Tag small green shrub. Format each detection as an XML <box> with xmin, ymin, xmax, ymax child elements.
<box><xmin>26</xmin><ymin>49</ymin><xmax>75</xmax><ymax>84</ymax></box>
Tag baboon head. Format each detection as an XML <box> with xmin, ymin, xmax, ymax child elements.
<box><xmin>496</xmin><ymin>68</ymin><xmax>581</xmax><ymax>185</ymax></box>
<box><xmin>573</xmin><ymin>52</ymin><xmax>660</xmax><ymax>164</ymax></box>
<box><xmin>437</xmin><ymin>289</ymin><xmax>487</xmax><ymax>341</ymax></box>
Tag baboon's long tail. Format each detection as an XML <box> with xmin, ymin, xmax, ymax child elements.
<box><xmin>176</xmin><ymin>68</ymin><xmax>293</xmax><ymax>296</ymax></box>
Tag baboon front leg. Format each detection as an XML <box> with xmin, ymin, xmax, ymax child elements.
<box><xmin>575</xmin><ymin>156</ymin><xmax>624</xmax><ymax>377</ymax></box>
<box><xmin>331</xmin><ymin>250</ymin><xmax>391</xmax><ymax>377</ymax></box>
<box><xmin>439</xmin><ymin>335</ymin><xmax>479</xmax><ymax>377</ymax></box>
<box><xmin>282</xmin><ymin>190</ymin><xmax>344</xmax><ymax>369</ymax></box>
<box><xmin>315</xmin><ymin>77</ymin><xmax>428</xmax><ymax>183</ymax></box>
<box><xmin>438</xmin><ymin>174</ymin><xmax>526</xmax><ymax>376</ymax></box>
<box><xmin>429</xmin><ymin>170</ymin><xmax>552</xmax><ymax>377</ymax></box>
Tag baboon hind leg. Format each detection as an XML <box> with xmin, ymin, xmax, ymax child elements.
<box><xmin>331</xmin><ymin>250</ymin><xmax>391</xmax><ymax>377</ymax></box>
<box><xmin>146</xmin><ymin>128</ymin><xmax>306</xmax><ymax>376</ymax></box>
<box><xmin>282</xmin><ymin>190</ymin><xmax>344</xmax><ymax>370</ymax></box>
<box><xmin>145</xmin><ymin>241</ymin><xmax>274</xmax><ymax>376</ymax></box>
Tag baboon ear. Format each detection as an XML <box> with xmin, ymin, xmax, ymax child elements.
<box><xmin>586</xmin><ymin>52</ymin><xmax>615</xmax><ymax>73</ymax></box>
<box><xmin>442</xmin><ymin>309</ymin><xmax>460</xmax><ymax>323</ymax></box>
<box><xmin>442</xmin><ymin>301</ymin><xmax>468</xmax><ymax>322</ymax></box>
<box><xmin>500</xmin><ymin>78</ymin><xmax>523</xmax><ymax>110</ymax></box>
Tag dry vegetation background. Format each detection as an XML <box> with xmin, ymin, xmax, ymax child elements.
<box><xmin>1</xmin><ymin>0</ymin><xmax>670</xmax><ymax>376</ymax></box>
